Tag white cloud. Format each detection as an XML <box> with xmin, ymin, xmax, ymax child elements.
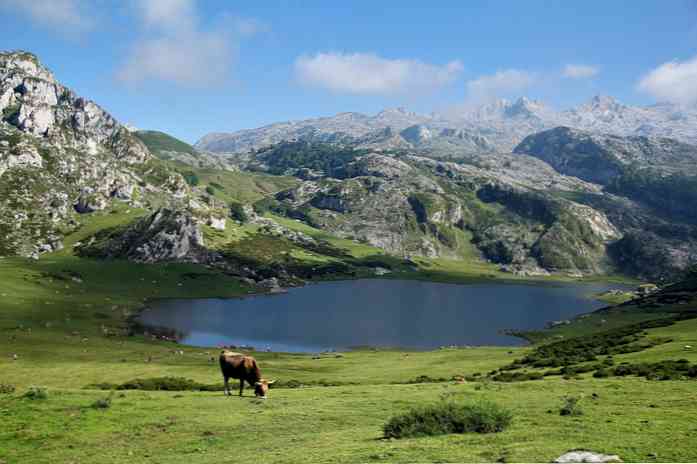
<box><xmin>0</xmin><ymin>0</ymin><xmax>92</xmax><ymax>32</ymax></box>
<box><xmin>563</xmin><ymin>64</ymin><xmax>599</xmax><ymax>79</ymax></box>
<box><xmin>117</xmin><ymin>32</ymin><xmax>231</xmax><ymax>86</ymax></box>
<box><xmin>465</xmin><ymin>69</ymin><xmax>537</xmax><ymax>102</ymax></box>
<box><xmin>294</xmin><ymin>52</ymin><xmax>463</xmax><ymax>95</ymax></box>
<box><xmin>638</xmin><ymin>55</ymin><xmax>697</xmax><ymax>105</ymax></box>
<box><xmin>136</xmin><ymin>0</ymin><xmax>195</xmax><ymax>31</ymax></box>
<box><xmin>118</xmin><ymin>0</ymin><xmax>265</xmax><ymax>87</ymax></box>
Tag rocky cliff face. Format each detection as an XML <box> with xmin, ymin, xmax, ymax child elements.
<box><xmin>0</xmin><ymin>51</ymin><xmax>189</xmax><ymax>257</ymax></box>
<box><xmin>77</xmin><ymin>208</ymin><xmax>209</xmax><ymax>263</ymax></box>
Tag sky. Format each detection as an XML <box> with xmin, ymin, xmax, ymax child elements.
<box><xmin>2</xmin><ymin>0</ymin><xmax>697</xmax><ymax>143</ymax></box>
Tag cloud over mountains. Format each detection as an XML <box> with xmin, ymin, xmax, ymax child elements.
<box><xmin>294</xmin><ymin>52</ymin><xmax>463</xmax><ymax>95</ymax></box>
<box><xmin>638</xmin><ymin>55</ymin><xmax>697</xmax><ymax>105</ymax></box>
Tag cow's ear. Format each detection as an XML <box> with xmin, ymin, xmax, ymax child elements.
<box><xmin>255</xmin><ymin>381</ymin><xmax>262</xmax><ymax>386</ymax></box>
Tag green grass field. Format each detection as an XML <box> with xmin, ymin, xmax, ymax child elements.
<box><xmin>1</xmin><ymin>207</ymin><xmax>696</xmax><ymax>463</ymax></box>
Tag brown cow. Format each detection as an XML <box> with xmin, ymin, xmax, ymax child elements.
<box><xmin>219</xmin><ymin>351</ymin><xmax>275</xmax><ymax>398</ymax></box>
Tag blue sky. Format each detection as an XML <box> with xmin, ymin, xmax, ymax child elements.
<box><xmin>2</xmin><ymin>0</ymin><xmax>697</xmax><ymax>143</ymax></box>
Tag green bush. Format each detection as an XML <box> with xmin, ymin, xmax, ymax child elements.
<box><xmin>383</xmin><ymin>401</ymin><xmax>513</xmax><ymax>439</ymax></box>
<box><xmin>89</xmin><ymin>377</ymin><xmax>220</xmax><ymax>392</ymax></box>
<box><xmin>407</xmin><ymin>375</ymin><xmax>447</xmax><ymax>384</ymax></box>
<box><xmin>559</xmin><ymin>396</ymin><xmax>583</xmax><ymax>416</ymax></box>
<box><xmin>181</xmin><ymin>171</ymin><xmax>200</xmax><ymax>186</ymax></box>
<box><xmin>91</xmin><ymin>394</ymin><xmax>113</xmax><ymax>409</ymax></box>
<box><xmin>229</xmin><ymin>201</ymin><xmax>249</xmax><ymax>223</ymax></box>
<box><xmin>612</xmin><ymin>360</ymin><xmax>696</xmax><ymax>380</ymax></box>
<box><xmin>24</xmin><ymin>386</ymin><xmax>48</xmax><ymax>400</ymax></box>
<box><xmin>491</xmin><ymin>371</ymin><xmax>544</xmax><ymax>382</ymax></box>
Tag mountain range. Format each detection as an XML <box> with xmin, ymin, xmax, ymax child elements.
<box><xmin>2</xmin><ymin>50</ymin><xmax>696</xmax><ymax>283</ymax></box>
<box><xmin>196</xmin><ymin>96</ymin><xmax>697</xmax><ymax>156</ymax></box>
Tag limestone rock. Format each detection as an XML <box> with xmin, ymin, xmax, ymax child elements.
<box><xmin>78</xmin><ymin>208</ymin><xmax>208</xmax><ymax>263</ymax></box>
<box><xmin>554</xmin><ymin>450</ymin><xmax>622</xmax><ymax>463</ymax></box>
<box><xmin>207</xmin><ymin>215</ymin><xmax>226</xmax><ymax>231</ymax></box>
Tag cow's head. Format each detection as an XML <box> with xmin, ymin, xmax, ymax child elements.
<box><xmin>254</xmin><ymin>379</ymin><xmax>275</xmax><ymax>398</ymax></box>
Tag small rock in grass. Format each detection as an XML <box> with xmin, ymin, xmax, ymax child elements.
<box><xmin>554</xmin><ymin>450</ymin><xmax>622</xmax><ymax>463</ymax></box>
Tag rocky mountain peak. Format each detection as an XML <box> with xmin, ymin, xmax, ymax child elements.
<box><xmin>377</xmin><ymin>107</ymin><xmax>416</xmax><ymax>117</ymax></box>
<box><xmin>0</xmin><ymin>49</ymin><xmax>149</xmax><ymax>163</ymax></box>
<box><xmin>504</xmin><ymin>97</ymin><xmax>547</xmax><ymax>118</ymax></box>
<box><xmin>0</xmin><ymin>50</ymin><xmax>55</xmax><ymax>83</ymax></box>
<box><xmin>583</xmin><ymin>95</ymin><xmax>624</xmax><ymax>113</ymax></box>
<box><xmin>0</xmin><ymin>50</ymin><xmax>195</xmax><ymax>258</ymax></box>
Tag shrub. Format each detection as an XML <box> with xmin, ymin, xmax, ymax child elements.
<box><xmin>491</xmin><ymin>371</ymin><xmax>544</xmax><ymax>382</ymax></box>
<box><xmin>509</xmin><ymin>317</ymin><xmax>680</xmax><ymax>370</ymax></box>
<box><xmin>24</xmin><ymin>386</ymin><xmax>48</xmax><ymax>400</ymax></box>
<box><xmin>559</xmin><ymin>396</ymin><xmax>583</xmax><ymax>416</ymax></box>
<box><xmin>611</xmin><ymin>360</ymin><xmax>696</xmax><ymax>380</ymax></box>
<box><xmin>408</xmin><ymin>375</ymin><xmax>447</xmax><ymax>384</ymax></box>
<box><xmin>181</xmin><ymin>171</ymin><xmax>200</xmax><ymax>186</ymax></box>
<box><xmin>229</xmin><ymin>201</ymin><xmax>249</xmax><ymax>223</ymax></box>
<box><xmin>205</xmin><ymin>186</ymin><xmax>216</xmax><ymax>196</ymax></box>
<box><xmin>88</xmin><ymin>377</ymin><xmax>220</xmax><ymax>392</ymax></box>
<box><xmin>383</xmin><ymin>401</ymin><xmax>513</xmax><ymax>439</ymax></box>
<box><xmin>0</xmin><ymin>384</ymin><xmax>16</xmax><ymax>394</ymax></box>
<box><xmin>91</xmin><ymin>394</ymin><xmax>113</xmax><ymax>409</ymax></box>
<box><xmin>593</xmin><ymin>368</ymin><xmax>610</xmax><ymax>378</ymax></box>
<box><xmin>689</xmin><ymin>365</ymin><xmax>697</xmax><ymax>378</ymax></box>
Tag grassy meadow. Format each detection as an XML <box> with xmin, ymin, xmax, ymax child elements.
<box><xmin>1</xmin><ymin>207</ymin><xmax>697</xmax><ymax>463</ymax></box>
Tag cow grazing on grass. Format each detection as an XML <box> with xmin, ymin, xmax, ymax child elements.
<box><xmin>219</xmin><ymin>351</ymin><xmax>275</xmax><ymax>398</ymax></box>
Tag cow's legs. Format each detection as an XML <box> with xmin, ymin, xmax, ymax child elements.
<box><xmin>223</xmin><ymin>376</ymin><xmax>230</xmax><ymax>396</ymax></box>
<box><xmin>239</xmin><ymin>380</ymin><xmax>244</xmax><ymax>397</ymax></box>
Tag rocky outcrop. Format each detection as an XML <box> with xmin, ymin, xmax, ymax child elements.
<box><xmin>78</xmin><ymin>208</ymin><xmax>208</xmax><ymax>263</ymax></box>
<box><xmin>342</xmin><ymin>154</ymin><xmax>412</xmax><ymax>179</ymax></box>
<box><xmin>554</xmin><ymin>450</ymin><xmax>622</xmax><ymax>463</ymax></box>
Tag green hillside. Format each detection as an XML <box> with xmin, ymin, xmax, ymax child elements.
<box><xmin>135</xmin><ymin>130</ymin><xmax>198</xmax><ymax>156</ymax></box>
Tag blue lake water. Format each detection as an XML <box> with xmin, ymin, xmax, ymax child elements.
<box><xmin>138</xmin><ymin>279</ymin><xmax>624</xmax><ymax>352</ymax></box>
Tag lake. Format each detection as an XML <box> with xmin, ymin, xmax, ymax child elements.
<box><xmin>138</xmin><ymin>279</ymin><xmax>624</xmax><ymax>352</ymax></box>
